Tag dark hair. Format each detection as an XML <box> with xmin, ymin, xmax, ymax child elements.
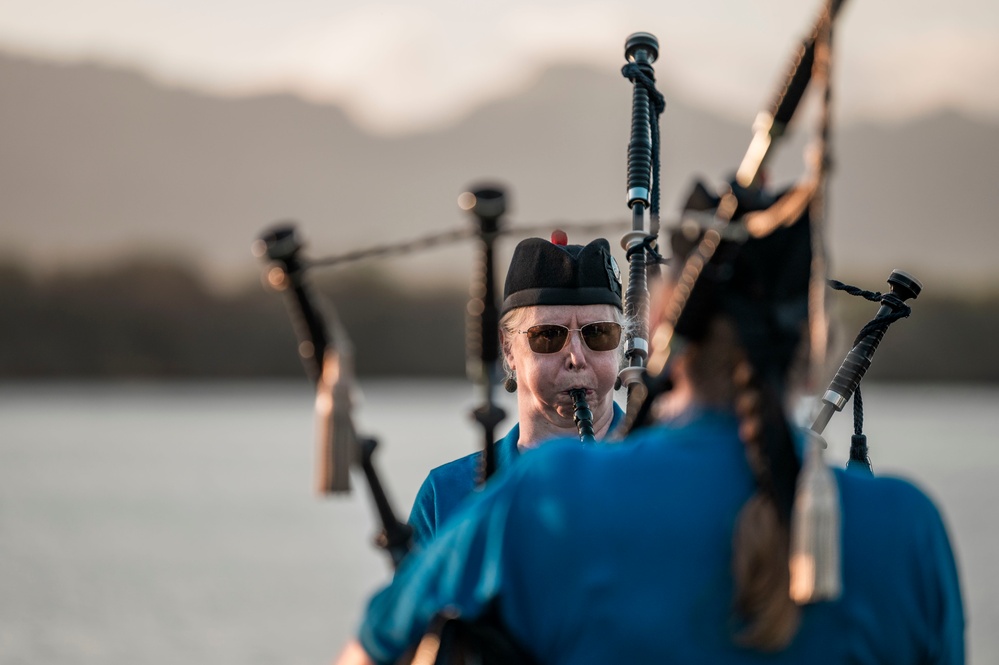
<box><xmin>681</xmin><ymin>311</ymin><xmax>805</xmax><ymax>650</ymax></box>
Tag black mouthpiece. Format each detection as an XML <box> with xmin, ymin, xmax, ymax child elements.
<box><xmin>887</xmin><ymin>270</ymin><xmax>922</xmax><ymax>301</ymax></box>
<box><xmin>257</xmin><ymin>223</ymin><xmax>302</xmax><ymax>263</ymax></box>
<box><xmin>468</xmin><ymin>186</ymin><xmax>507</xmax><ymax>221</ymax></box>
<box><xmin>625</xmin><ymin>32</ymin><xmax>659</xmax><ymax>63</ymax></box>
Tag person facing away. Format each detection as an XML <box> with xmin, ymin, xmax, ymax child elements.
<box><xmin>407</xmin><ymin>233</ymin><xmax>627</xmax><ymax>547</ymax></box>
<box><xmin>337</xmin><ymin>213</ymin><xmax>964</xmax><ymax>664</ymax></box>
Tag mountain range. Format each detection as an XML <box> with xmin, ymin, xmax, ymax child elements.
<box><xmin>3</xmin><ymin>51</ymin><xmax>998</xmax><ymax>294</ymax></box>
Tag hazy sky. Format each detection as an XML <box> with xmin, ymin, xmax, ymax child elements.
<box><xmin>1</xmin><ymin>0</ymin><xmax>997</xmax><ymax>133</ymax></box>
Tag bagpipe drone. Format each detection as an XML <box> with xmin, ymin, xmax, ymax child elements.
<box><xmin>254</xmin><ymin>0</ymin><xmax>920</xmax><ymax>659</ymax></box>
<box><xmin>622</xmin><ymin>0</ymin><xmax>921</xmax><ymax>478</ymax></box>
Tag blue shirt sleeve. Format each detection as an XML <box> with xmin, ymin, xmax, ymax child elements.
<box><xmin>407</xmin><ymin>474</ymin><xmax>439</xmax><ymax>549</ymax></box>
<box><xmin>359</xmin><ymin>463</ymin><xmax>525</xmax><ymax>665</ymax></box>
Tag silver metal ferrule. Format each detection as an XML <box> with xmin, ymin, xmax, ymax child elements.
<box><xmin>620</xmin><ymin>230</ymin><xmax>648</xmax><ymax>250</ymax></box>
<box><xmin>628</xmin><ymin>187</ymin><xmax>650</xmax><ymax>206</ymax></box>
<box><xmin>822</xmin><ymin>389</ymin><xmax>848</xmax><ymax>411</ymax></box>
<box><xmin>617</xmin><ymin>365</ymin><xmax>644</xmax><ymax>387</ymax></box>
<box><xmin>626</xmin><ymin>337</ymin><xmax>649</xmax><ymax>355</ymax></box>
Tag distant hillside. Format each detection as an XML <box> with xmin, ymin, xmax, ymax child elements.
<box><xmin>0</xmin><ymin>258</ymin><xmax>996</xmax><ymax>382</ymax></box>
<box><xmin>2</xmin><ymin>51</ymin><xmax>999</xmax><ymax>293</ymax></box>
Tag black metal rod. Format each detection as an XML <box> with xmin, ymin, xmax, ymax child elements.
<box><xmin>358</xmin><ymin>438</ymin><xmax>413</xmax><ymax>569</ymax></box>
<box><xmin>464</xmin><ymin>186</ymin><xmax>508</xmax><ymax>484</ymax></box>
<box><xmin>736</xmin><ymin>0</ymin><xmax>848</xmax><ymax>187</ymax></box>
<box><xmin>255</xmin><ymin>224</ymin><xmax>328</xmax><ymax>383</ymax></box>
<box><xmin>619</xmin><ymin>32</ymin><xmax>659</xmax><ymax>412</ymax></box>
<box><xmin>770</xmin><ymin>0</ymin><xmax>847</xmax><ymax>130</ymax></box>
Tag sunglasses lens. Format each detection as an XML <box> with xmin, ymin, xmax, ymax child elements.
<box><xmin>581</xmin><ymin>322</ymin><xmax>622</xmax><ymax>351</ymax></box>
<box><xmin>524</xmin><ymin>322</ymin><xmax>622</xmax><ymax>353</ymax></box>
<box><xmin>525</xmin><ymin>325</ymin><xmax>569</xmax><ymax>354</ymax></box>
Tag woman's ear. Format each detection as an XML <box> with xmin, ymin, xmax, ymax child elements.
<box><xmin>501</xmin><ymin>330</ymin><xmax>517</xmax><ymax>371</ymax></box>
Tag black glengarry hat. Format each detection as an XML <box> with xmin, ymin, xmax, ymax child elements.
<box><xmin>501</xmin><ymin>234</ymin><xmax>622</xmax><ymax>315</ymax></box>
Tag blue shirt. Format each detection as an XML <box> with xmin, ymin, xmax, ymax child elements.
<box><xmin>361</xmin><ymin>410</ymin><xmax>964</xmax><ymax>665</ymax></box>
<box><xmin>407</xmin><ymin>402</ymin><xmax>625</xmax><ymax>547</ymax></box>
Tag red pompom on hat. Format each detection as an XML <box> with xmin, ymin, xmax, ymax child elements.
<box><xmin>550</xmin><ymin>229</ymin><xmax>568</xmax><ymax>246</ymax></box>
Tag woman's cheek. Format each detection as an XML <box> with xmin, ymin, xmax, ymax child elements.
<box><xmin>595</xmin><ymin>353</ymin><xmax>620</xmax><ymax>390</ymax></box>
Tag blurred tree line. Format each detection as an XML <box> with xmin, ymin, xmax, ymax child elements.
<box><xmin>0</xmin><ymin>258</ymin><xmax>466</xmax><ymax>379</ymax></box>
<box><xmin>0</xmin><ymin>258</ymin><xmax>997</xmax><ymax>382</ymax></box>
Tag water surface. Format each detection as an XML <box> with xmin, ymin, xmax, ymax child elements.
<box><xmin>0</xmin><ymin>381</ymin><xmax>995</xmax><ymax>663</ymax></box>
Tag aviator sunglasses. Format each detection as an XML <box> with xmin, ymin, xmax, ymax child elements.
<box><xmin>515</xmin><ymin>321</ymin><xmax>623</xmax><ymax>354</ymax></box>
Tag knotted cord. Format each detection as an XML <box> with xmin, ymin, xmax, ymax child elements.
<box><xmin>305</xmin><ymin>219</ymin><xmax>630</xmax><ymax>269</ymax></box>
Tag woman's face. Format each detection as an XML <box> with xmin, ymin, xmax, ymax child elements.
<box><xmin>502</xmin><ymin>303</ymin><xmax>621</xmax><ymax>427</ymax></box>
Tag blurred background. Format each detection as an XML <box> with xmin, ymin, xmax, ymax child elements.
<box><xmin>1</xmin><ymin>0</ymin><xmax>998</xmax><ymax>380</ymax></box>
<box><xmin>1</xmin><ymin>0</ymin><xmax>997</xmax><ymax>663</ymax></box>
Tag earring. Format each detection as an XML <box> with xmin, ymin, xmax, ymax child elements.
<box><xmin>504</xmin><ymin>374</ymin><xmax>517</xmax><ymax>392</ymax></box>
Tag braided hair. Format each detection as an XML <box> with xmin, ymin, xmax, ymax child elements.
<box><xmin>681</xmin><ymin>317</ymin><xmax>803</xmax><ymax>650</ymax></box>
<box><xmin>666</xmin><ymin>183</ymin><xmax>816</xmax><ymax>650</ymax></box>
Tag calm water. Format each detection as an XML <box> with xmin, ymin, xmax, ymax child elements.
<box><xmin>1</xmin><ymin>380</ymin><xmax>996</xmax><ymax>664</ymax></box>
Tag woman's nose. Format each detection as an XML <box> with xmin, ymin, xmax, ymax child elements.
<box><xmin>564</xmin><ymin>330</ymin><xmax>588</xmax><ymax>368</ymax></box>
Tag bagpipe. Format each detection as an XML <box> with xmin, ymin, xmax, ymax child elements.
<box><xmin>622</xmin><ymin>0</ymin><xmax>921</xmax><ymax>478</ymax></box>
<box><xmin>254</xmin><ymin>0</ymin><xmax>920</xmax><ymax>660</ymax></box>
